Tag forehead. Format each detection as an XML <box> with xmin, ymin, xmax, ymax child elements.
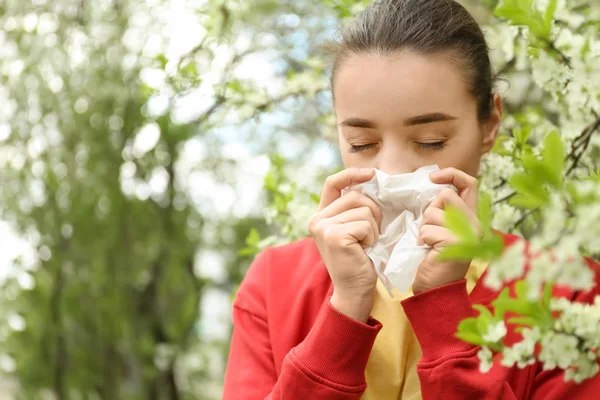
<box><xmin>333</xmin><ymin>52</ymin><xmax>476</xmax><ymax>120</ymax></box>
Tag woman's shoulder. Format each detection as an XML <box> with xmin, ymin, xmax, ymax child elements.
<box><xmin>261</xmin><ymin>237</ymin><xmax>330</xmax><ymax>286</ymax></box>
<box><xmin>266</xmin><ymin>237</ymin><xmax>322</xmax><ymax>267</ymax></box>
<box><xmin>234</xmin><ymin>237</ymin><xmax>331</xmax><ymax>316</ymax></box>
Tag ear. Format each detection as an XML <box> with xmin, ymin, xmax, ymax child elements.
<box><xmin>481</xmin><ymin>93</ymin><xmax>503</xmax><ymax>155</ymax></box>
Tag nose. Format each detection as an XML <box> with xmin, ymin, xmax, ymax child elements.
<box><xmin>374</xmin><ymin>144</ymin><xmax>418</xmax><ymax>175</ymax></box>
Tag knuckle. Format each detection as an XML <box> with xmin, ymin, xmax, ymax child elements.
<box><xmin>441</xmin><ymin>188</ymin><xmax>455</xmax><ymax>199</ymax></box>
<box><xmin>314</xmin><ymin>218</ymin><xmax>330</xmax><ymax>236</ymax></box>
<box><xmin>423</xmin><ymin>207</ymin><xmax>435</xmax><ymax>221</ymax></box>
<box><xmin>344</xmin><ymin>190</ymin><xmax>359</xmax><ymax>201</ymax></box>
<box><xmin>360</xmin><ymin>205</ymin><xmax>372</xmax><ymax>217</ymax></box>
<box><xmin>322</xmin><ymin>224</ymin><xmax>336</xmax><ymax>240</ymax></box>
<box><xmin>307</xmin><ymin>215</ymin><xmax>318</xmax><ymax>234</ymax></box>
<box><xmin>324</xmin><ymin>175</ymin><xmax>335</xmax><ymax>187</ymax></box>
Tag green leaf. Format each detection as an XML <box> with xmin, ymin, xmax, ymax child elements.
<box><xmin>492</xmin><ymin>135</ymin><xmax>513</xmax><ymax>156</ymax></box>
<box><xmin>508</xmin><ymin>173</ymin><xmax>549</xmax><ymax>205</ymax></box>
<box><xmin>477</xmin><ymin>317</ymin><xmax>489</xmax><ymax>337</ymax></box>
<box><xmin>438</xmin><ymin>234</ymin><xmax>504</xmax><ymax>262</ymax></box>
<box><xmin>522</xmin><ymin>153</ymin><xmax>560</xmax><ymax>188</ymax></box>
<box><xmin>582</xmin><ymin>36</ymin><xmax>592</xmax><ymax>58</ymax></box>
<box><xmin>274</xmin><ymin>194</ymin><xmax>287</xmax><ymax>212</ymax></box>
<box><xmin>492</xmin><ymin>288</ymin><xmax>511</xmax><ymax>319</ymax></box>
<box><xmin>513</xmin><ymin>126</ymin><xmax>531</xmax><ymax>145</ymax></box>
<box><xmin>508</xmin><ymin>173</ymin><xmax>536</xmax><ymax>195</ymax></box>
<box><xmin>507</xmin><ymin>316</ymin><xmax>538</xmax><ymax>326</ymax></box>
<box><xmin>473</xmin><ymin>304</ymin><xmax>493</xmax><ymax>320</ymax></box>
<box><xmin>444</xmin><ymin>206</ymin><xmax>478</xmax><ymax>242</ymax></box>
<box><xmin>514</xmin><ymin>280</ymin><xmax>529</xmax><ymax>299</ymax></box>
<box><xmin>227</xmin><ymin>80</ymin><xmax>244</xmax><ymax>94</ymax></box>
<box><xmin>455</xmin><ymin>332</ymin><xmax>485</xmax><ymax>345</ymax></box>
<box><xmin>181</xmin><ymin>62</ymin><xmax>198</xmax><ymax>79</ymax></box>
<box><xmin>542</xmin><ymin>281</ymin><xmax>554</xmax><ymax>306</ymax></box>
<box><xmin>509</xmin><ymin>193</ymin><xmax>544</xmax><ymax>209</ymax></box>
<box><xmin>246</xmin><ymin>228</ymin><xmax>261</xmax><ymax>247</ymax></box>
<box><xmin>478</xmin><ymin>193</ymin><xmax>493</xmax><ymax>233</ymax></box>
<box><xmin>457</xmin><ymin>317</ymin><xmax>479</xmax><ymax>334</ymax></box>
<box><xmin>494</xmin><ymin>0</ymin><xmax>552</xmax><ymax>40</ymax></box>
<box><xmin>479</xmin><ymin>234</ymin><xmax>506</xmax><ymax>260</ymax></box>
<box><xmin>309</xmin><ymin>193</ymin><xmax>320</xmax><ymax>204</ymax></box>
<box><xmin>493</xmin><ymin>296</ymin><xmax>536</xmax><ymax>316</ymax></box>
<box><xmin>541</xmin><ymin>131</ymin><xmax>564</xmax><ymax>185</ymax></box>
<box><xmin>156</xmin><ymin>54</ymin><xmax>168</xmax><ymax>69</ymax></box>
<box><xmin>543</xmin><ymin>0</ymin><xmax>558</xmax><ymax>27</ymax></box>
<box><xmin>238</xmin><ymin>247</ymin><xmax>257</xmax><ymax>257</ymax></box>
<box><xmin>264</xmin><ymin>172</ymin><xmax>278</xmax><ymax>192</ymax></box>
<box><xmin>437</xmin><ymin>243</ymin><xmax>480</xmax><ymax>261</ymax></box>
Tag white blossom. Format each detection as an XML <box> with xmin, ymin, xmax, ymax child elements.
<box><xmin>565</xmin><ymin>354</ymin><xmax>600</xmax><ymax>383</ymax></box>
<box><xmin>482</xmin><ymin>321</ymin><xmax>507</xmax><ymax>343</ymax></box>
<box><xmin>484</xmin><ymin>240</ymin><xmax>526</xmax><ymax>290</ymax></box>
<box><xmin>501</xmin><ymin>338</ymin><xmax>536</xmax><ymax>369</ymax></box>
<box><xmin>540</xmin><ymin>332</ymin><xmax>580</xmax><ymax>370</ymax></box>
<box><xmin>492</xmin><ymin>203</ymin><xmax>521</xmax><ymax>234</ymax></box>
<box><xmin>477</xmin><ymin>346</ymin><xmax>494</xmax><ymax>374</ymax></box>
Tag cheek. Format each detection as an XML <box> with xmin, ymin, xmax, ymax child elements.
<box><xmin>340</xmin><ymin>152</ymin><xmax>374</xmax><ymax>169</ymax></box>
<box><xmin>439</xmin><ymin>132</ymin><xmax>483</xmax><ymax>175</ymax></box>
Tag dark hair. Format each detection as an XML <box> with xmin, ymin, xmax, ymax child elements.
<box><xmin>328</xmin><ymin>0</ymin><xmax>493</xmax><ymax>119</ymax></box>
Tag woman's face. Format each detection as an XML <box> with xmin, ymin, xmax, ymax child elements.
<box><xmin>333</xmin><ymin>52</ymin><xmax>502</xmax><ymax>177</ymax></box>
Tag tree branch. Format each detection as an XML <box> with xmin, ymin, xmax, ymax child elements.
<box><xmin>514</xmin><ymin>208</ymin><xmax>538</xmax><ymax>229</ymax></box>
<box><xmin>494</xmin><ymin>57</ymin><xmax>516</xmax><ymax>79</ymax></box>
<box><xmin>494</xmin><ymin>191</ymin><xmax>516</xmax><ymax>205</ymax></box>
<box><xmin>566</xmin><ymin>111</ymin><xmax>600</xmax><ymax>176</ymax></box>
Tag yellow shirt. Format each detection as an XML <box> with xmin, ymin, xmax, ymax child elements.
<box><xmin>361</xmin><ymin>260</ymin><xmax>489</xmax><ymax>400</ymax></box>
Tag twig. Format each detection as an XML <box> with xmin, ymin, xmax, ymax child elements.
<box><xmin>515</xmin><ymin>208</ymin><xmax>538</xmax><ymax>229</ymax></box>
<box><xmin>566</xmin><ymin>112</ymin><xmax>600</xmax><ymax>176</ymax></box>
<box><xmin>494</xmin><ymin>191</ymin><xmax>516</xmax><ymax>205</ymax></box>
<box><xmin>244</xmin><ymin>87</ymin><xmax>329</xmax><ymax>122</ymax></box>
<box><xmin>544</xmin><ymin>39</ymin><xmax>572</xmax><ymax>68</ymax></box>
<box><xmin>494</xmin><ymin>57</ymin><xmax>516</xmax><ymax>79</ymax></box>
<box><xmin>493</xmin><ymin>178</ymin><xmax>507</xmax><ymax>190</ymax></box>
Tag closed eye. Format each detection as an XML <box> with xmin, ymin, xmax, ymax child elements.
<box><xmin>349</xmin><ymin>143</ymin><xmax>376</xmax><ymax>153</ymax></box>
<box><xmin>417</xmin><ymin>142</ymin><xmax>446</xmax><ymax>151</ymax></box>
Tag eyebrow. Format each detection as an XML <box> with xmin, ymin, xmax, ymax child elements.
<box><xmin>404</xmin><ymin>112</ymin><xmax>458</xmax><ymax>126</ymax></box>
<box><xmin>338</xmin><ymin>118</ymin><xmax>376</xmax><ymax>129</ymax></box>
<box><xmin>338</xmin><ymin>112</ymin><xmax>458</xmax><ymax>129</ymax></box>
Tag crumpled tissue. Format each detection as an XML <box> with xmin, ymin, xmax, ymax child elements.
<box><xmin>343</xmin><ymin>165</ymin><xmax>454</xmax><ymax>296</ymax></box>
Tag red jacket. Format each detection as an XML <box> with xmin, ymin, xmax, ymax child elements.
<box><xmin>224</xmin><ymin>233</ymin><xmax>600</xmax><ymax>399</ymax></box>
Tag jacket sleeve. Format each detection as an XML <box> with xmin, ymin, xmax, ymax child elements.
<box><xmin>223</xmin><ymin>248</ymin><xmax>382</xmax><ymax>400</ymax></box>
<box><xmin>401</xmin><ymin>257</ymin><xmax>600</xmax><ymax>400</ymax></box>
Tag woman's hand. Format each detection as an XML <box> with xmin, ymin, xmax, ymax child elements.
<box><xmin>308</xmin><ymin>168</ymin><xmax>382</xmax><ymax>322</ymax></box>
<box><xmin>413</xmin><ymin>167</ymin><xmax>481</xmax><ymax>295</ymax></box>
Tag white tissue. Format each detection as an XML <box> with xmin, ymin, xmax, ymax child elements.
<box><xmin>343</xmin><ymin>165</ymin><xmax>454</xmax><ymax>296</ymax></box>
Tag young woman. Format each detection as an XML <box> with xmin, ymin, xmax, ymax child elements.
<box><xmin>223</xmin><ymin>0</ymin><xmax>600</xmax><ymax>398</ymax></box>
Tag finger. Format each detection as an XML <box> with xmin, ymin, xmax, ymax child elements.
<box><xmin>428</xmin><ymin>188</ymin><xmax>473</xmax><ymax>217</ymax></box>
<box><xmin>324</xmin><ymin>220</ymin><xmax>375</xmax><ymax>249</ymax></box>
<box><xmin>418</xmin><ymin>224</ymin><xmax>457</xmax><ymax>248</ymax></box>
<box><xmin>427</xmin><ymin>188</ymin><xmax>480</xmax><ymax>230</ymax></box>
<box><xmin>429</xmin><ymin>167</ymin><xmax>478</xmax><ymax>209</ymax></box>
<box><xmin>420</xmin><ymin>205</ymin><xmax>445</xmax><ymax>228</ymax></box>
<box><xmin>319</xmin><ymin>168</ymin><xmax>375</xmax><ymax>211</ymax></box>
<box><xmin>344</xmin><ymin>220</ymin><xmax>376</xmax><ymax>248</ymax></box>
<box><xmin>331</xmin><ymin>207</ymin><xmax>379</xmax><ymax>243</ymax></box>
<box><xmin>318</xmin><ymin>191</ymin><xmax>382</xmax><ymax>229</ymax></box>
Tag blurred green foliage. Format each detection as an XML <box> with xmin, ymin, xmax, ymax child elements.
<box><xmin>0</xmin><ymin>0</ymin><xmax>598</xmax><ymax>398</ymax></box>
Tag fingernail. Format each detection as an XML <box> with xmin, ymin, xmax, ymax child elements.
<box><xmin>430</xmin><ymin>171</ymin><xmax>442</xmax><ymax>177</ymax></box>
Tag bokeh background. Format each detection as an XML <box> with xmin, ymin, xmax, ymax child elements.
<box><xmin>0</xmin><ymin>0</ymin><xmax>598</xmax><ymax>399</ymax></box>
